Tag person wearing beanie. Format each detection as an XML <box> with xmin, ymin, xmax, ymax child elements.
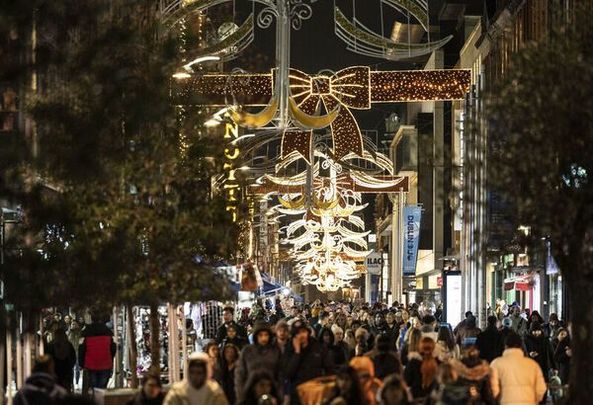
<box><xmin>352</xmin><ymin>327</ymin><xmax>370</xmax><ymax>357</ymax></box>
<box><xmin>164</xmin><ymin>352</ymin><xmax>228</xmax><ymax>405</ymax></box>
<box><xmin>235</xmin><ymin>320</ymin><xmax>281</xmax><ymax>401</ymax></box>
<box><xmin>285</xmin><ymin>319</ymin><xmax>332</xmax><ymax>404</ymax></box>
<box><xmin>331</xmin><ymin>324</ymin><xmax>351</xmax><ymax>366</ymax></box>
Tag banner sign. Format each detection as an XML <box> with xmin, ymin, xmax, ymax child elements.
<box><xmin>403</xmin><ymin>205</ymin><xmax>422</xmax><ymax>276</ymax></box>
<box><xmin>365</xmin><ymin>251</ymin><xmax>383</xmax><ymax>275</ymax></box>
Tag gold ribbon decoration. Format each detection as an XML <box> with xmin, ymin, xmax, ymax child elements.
<box><xmin>283</xmin><ymin>66</ymin><xmax>371</xmax><ymax>161</ymax></box>
<box><xmin>230</xmin><ymin>97</ymin><xmax>278</xmax><ymax>128</ymax></box>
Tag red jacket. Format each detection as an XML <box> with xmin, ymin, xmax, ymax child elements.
<box><xmin>79</xmin><ymin>323</ymin><xmax>116</xmax><ymax>371</ymax></box>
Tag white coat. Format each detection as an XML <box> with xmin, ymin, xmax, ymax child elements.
<box><xmin>490</xmin><ymin>348</ymin><xmax>547</xmax><ymax>405</ymax></box>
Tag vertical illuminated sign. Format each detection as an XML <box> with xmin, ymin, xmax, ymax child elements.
<box><xmin>223</xmin><ymin>120</ymin><xmax>240</xmax><ymax>221</ymax></box>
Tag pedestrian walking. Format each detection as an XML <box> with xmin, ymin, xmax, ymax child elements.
<box><xmin>404</xmin><ymin>336</ymin><xmax>438</xmax><ymax>401</ymax></box>
<box><xmin>323</xmin><ymin>366</ymin><xmax>367</xmax><ymax>405</ymax></box>
<box><xmin>126</xmin><ymin>371</ymin><xmax>165</xmax><ymax>405</ymax></box>
<box><xmin>13</xmin><ymin>356</ymin><xmax>68</xmax><ymax>405</ymax></box>
<box><xmin>524</xmin><ymin>323</ymin><xmax>556</xmax><ymax>382</ymax></box>
<box><xmin>448</xmin><ymin>347</ymin><xmax>496</xmax><ymax>405</ymax></box>
<box><xmin>238</xmin><ymin>370</ymin><xmax>281</xmax><ymax>405</ymax></box>
<box><xmin>235</xmin><ymin>321</ymin><xmax>281</xmax><ymax>401</ymax></box>
<box><xmin>46</xmin><ymin>328</ymin><xmax>77</xmax><ymax>392</ymax></box>
<box><xmin>366</xmin><ymin>334</ymin><xmax>401</xmax><ymax>380</ymax></box>
<box><xmin>490</xmin><ymin>332</ymin><xmax>547</xmax><ymax>405</ymax></box>
<box><xmin>434</xmin><ymin>325</ymin><xmax>459</xmax><ymax>362</ymax></box>
<box><xmin>476</xmin><ymin>316</ymin><xmax>504</xmax><ymax>363</ymax></box>
<box><xmin>553</xmin><ymin>327</ymin><xmax>571</xmax><ymax>384</ymax></box>
<box><xmin>219</xmin><ymin>343</ymin><xmax>240</xmax><ymax>405</ymax></box>
<box><xmin>285</xmin><ymin>319</ymin><xmax>332</xmax><ymax>404</ymax></box>
<box><xmin>216</xmin><ymin>306</ymin><xmax>247</xmax><ymax>344</ymax></box>
<box><xmin>78</xmin><ymin>314</ymin><xmax>116</xmax><ymax>390</ymax></box>
<box><xmin>378</xmin><ymin>374</ymin><xmax>411</xmax><ymax>405</ymax></box>
<box><xmin>164</xmin><ymin>352</ymin><xmax>228</xmax><ymax>405</ymax></box>
<box><xmin>349</xmin><ymin>355</ymin><xmax>383</xmax><ymax>405</ymax></box>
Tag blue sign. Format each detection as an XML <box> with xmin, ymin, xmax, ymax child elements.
<box><xmin>403</xmin><ymin>205</ymin><xmax>422</xmax><ymax>276</ymax></box>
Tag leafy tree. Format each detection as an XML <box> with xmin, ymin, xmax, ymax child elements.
<box><xmin>1</xmin><ymin>0</ymin><xmax>237</xmax><ymax>326</ymax></box>
<box><xmin>486</xmin><ymin>4</ymin><xmax>593</xmax><ymax>400</ymax></box>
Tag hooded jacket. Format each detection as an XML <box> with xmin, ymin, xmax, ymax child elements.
<box><xmin>13</xmin><ymin>373</ymin><xmax>68</xmax><ymax>405</ymax></box>
<box><xmin>234</xmin><ymin>322</ymin><xmax>281</xmax><ymax>400</ymax></box>
<box><xmin>164</xmin><ymin>353</ymin><xmax>228</xmax><ymax>405</ymax></box>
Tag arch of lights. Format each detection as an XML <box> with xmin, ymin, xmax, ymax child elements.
<box><xmin>164</xmin><ymin>0</ymin><xmax>471</xmax><ymax>292</ymax></box>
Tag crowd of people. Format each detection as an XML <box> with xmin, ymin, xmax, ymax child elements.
<box><xmin>12</xmin><ymin>300</ymin><xmax>571</xmax><ymax>405</ymax></box>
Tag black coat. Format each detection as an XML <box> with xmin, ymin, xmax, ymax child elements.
<box><xmin>13</xmin><ymin>373</ymin><xmax>68</xmax><ymax>405</ymax></box>
<box><xmin>126</xmin><ymin>391</ymin><xmax>165</xmax><ymax>405</ymax></box>
<box><xmin>404</xmin><ymin>356</ymin><xmax>438</xmax><ymax>400</ymax></box>
<box><xmin>285</xmin><ymin>339</ymin><xmax>332</xmax><ymax>404</ymax></box>
<box><xmin>216</xmin><ymin>321</ymin><xmax>247</xmax><ymax>343</ymax></box>
<box><xmin>553</xmin><ymin>337</ymin><xmax>571</xmax><ymax>383</ymax></box>
<box><xmin>370</xmin><ymin>351</ymin><xmax>401</xmax><ymax>380</ymax></box>
<box><xmin>47</xmin><ymin>340</ymin><xmax>77</xmax><ymax>391</ymax></box>
<box><xmin>476</xmin><ymin>327</ymin><xmax>503</xmax><ymax>363</ymax></box>
<box><xmin>525</xmin><ymin>334</ymin><xmax>556</xmax><ymax>381</ymax></box>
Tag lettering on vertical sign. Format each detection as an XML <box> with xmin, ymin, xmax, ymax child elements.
<box><xmin>223</xmin><ymin>120</ymin><xmax>240</xmax><ymax>222</ymax></box>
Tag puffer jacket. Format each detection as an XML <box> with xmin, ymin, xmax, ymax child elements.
<box><xmin>490</xmin><ymin>348</ymin><xmax>547</xmax><ymax>405</ymax></box>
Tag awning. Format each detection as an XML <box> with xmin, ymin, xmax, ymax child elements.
<box><xmin>504</xmin><ymin>274</ymin><xmax>534</xmax><ymax>291</ymax></box>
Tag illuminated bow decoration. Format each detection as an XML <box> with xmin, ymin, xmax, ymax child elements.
<box><xmin>282</xmin><ymin>66</ymin><xmax>370</xmax><ymax>162</ymax></box>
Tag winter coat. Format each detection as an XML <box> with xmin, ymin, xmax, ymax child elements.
<box><xmin>13</xmin><ymin>373</ymin><xmax>68</xmax><ymax>405</ymax></box>
<box><xmin>490</xmin><ymin>348</ymin><xmax>547</xmax><ymax>405</ymax></box>
<box><xmin>449</xmin><ymin>358</ymin><xmax>496</xmax><ymax>405</ymax></box>
<box><xmin>79</xmin><ymin>322</ymin><xmax>116</xmax><ymax>371</ymax></box>
<box><xmin>476</xmin><ymin>327</ymin><xmax>504</xmax><ymax>363</ymax></box>
<box><xmin>163</xmin><ymin>380</ymin><xmax>228</xmax><ymax>405</ymax></box>
<box><xmin>367</xmin><ymin>350</ymin><xmax>401</xmax><ymax>380</ymax></box>
<box><xmin>403</xmin><ymin>353</ymin><xmax>438</xmax><ymax>400</ymax></box>
<box><xmin>285</xmin><ymin>339</ymin><xmax>332</xmax><ymax>404</ymax></box>
<box><xmin>126</xmin><ymin>391</ymin><xmax>165</xmax><ymax>405</ymax></box>
<box><xmin>510</xmin><ymin>315</ymin><xmax>528</xmax><ymax>336</ymax></box>
<box><xmin>216</xmin><ymin>321</ymin><xmax>246</xmax><ymax>344</ymax></box>
<box><xmin>332</xmin><ymin>341</ymin><xmax>351</xmax><ymax>367</ymax></box>
<box><xmin>47</xmin><ymin>339</ymin><xmax>77</xmax><ymax>390</ymax></box>
<box><xmin>553</xmin><ymin>337</ymin><xmax>571</xmax><ymax>383</ymax></box>
<box><xmin>219</xmin><ymin>363</ymin><xmax>237</xmax><ymax>405</ymax></box>
<box><xmin>524</xmin><ymin>334</ymin><xmax>556</xmax><ymax>381</ymax></box>
<box><xmin>234</xmin><ymin>341</ymin><xmax>281</xmax><ymax>400</ymax></box>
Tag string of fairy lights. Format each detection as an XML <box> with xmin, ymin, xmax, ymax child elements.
<box><xmin>167</xmin><ymin>0</ymin><xmax>471</xmax><ymax>292</ymax></box>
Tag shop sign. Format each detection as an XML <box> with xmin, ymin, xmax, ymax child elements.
<box><xmin>403</xmin><ymin>205</ymin><xmax>422</xmax><ymax>275</ymax></box>
<box><xmin>223</xmin><ymin>120</ymin><xmax>240</xmax><ymax>221</ymax></box>
<box><xmin>365</xmin><ymin>251</ymin><xmax>383</xmax><ymax>275</ymax></box>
